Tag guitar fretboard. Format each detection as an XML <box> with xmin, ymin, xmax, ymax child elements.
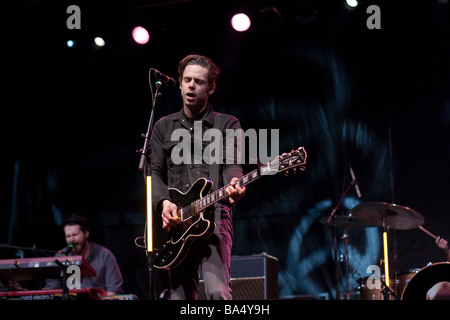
<box><xmin>195</xmin><ymin>169</ymin><xmax>260</xmax><ymax>212</ymax></box>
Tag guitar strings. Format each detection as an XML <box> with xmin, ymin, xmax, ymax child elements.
<box><xmin>179</xmin><ymin>170</ymin><xmax>256</xmax><ymax>220</ymax></box>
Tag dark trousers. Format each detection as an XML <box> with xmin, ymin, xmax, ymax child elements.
<box><xmin>168</xmin><ymin>206</ymin><xmax>233</xmax><ymax>300</ymax></box>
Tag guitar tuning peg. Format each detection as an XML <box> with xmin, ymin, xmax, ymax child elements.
<box><xmin>293</xmin><ymin>168</ymin><xmax>297</xmax><ymax>174</ymax></box>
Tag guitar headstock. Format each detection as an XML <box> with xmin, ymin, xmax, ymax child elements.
<box><xmin>259</xmin><ymin>147</ymin><xmax>307</xmax><ymax>176</ymax></box>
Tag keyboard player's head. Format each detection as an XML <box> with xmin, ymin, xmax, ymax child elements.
<box><xmin>59</xmin><ymin>212</ymin><xmax>91</xmax><ymax>257</ymax></box>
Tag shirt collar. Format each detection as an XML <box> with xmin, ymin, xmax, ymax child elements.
<box><xmin>173</xmin><ymin>104</ymin><xmax>215</xmax><ymax>127</ymax></box>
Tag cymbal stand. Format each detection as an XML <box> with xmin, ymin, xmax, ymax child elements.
<box><xmin>380</xmin><ymin>278</ymin><xmax>399</xmax><ymax>300</ymax></box>
<box><xmin>342</xmin><ymin>227</ymin><xmax>351</xmax><ymax>300</ymax></box>
<box><xmin>326</xmin><ymin>179</ymin><xmax>356</xmax><ymax>300</ymax></box>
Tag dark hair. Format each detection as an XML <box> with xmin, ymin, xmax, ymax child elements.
<box><xmin>61</xmin><ymin>212</ymin><xmax>90</xmax><ymax>232</ymax></box>
<box><xmin>178</xmin><ymin>54</ymin><xmax>221</xmax><ymax>86</ymax></box>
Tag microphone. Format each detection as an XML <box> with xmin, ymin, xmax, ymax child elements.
<box><xmin>59</xmin><ymin>242</ymin><xmax>77</xmax><ymax>256</ymax></box>
<box><xmin>349</xmin><ymin>165</ymin><xmax>362</xmax><ymax>198</ymax></box>
<box><xmin>151</xmin><ymin>68</ymin><xmax>177</xmax><ymax>87</ymax></box>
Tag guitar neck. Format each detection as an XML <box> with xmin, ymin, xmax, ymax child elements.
<box><xmin>184</xmin><ymin>146</ymin><xmax>306</xmax><ymax>217</ymax></box>
<box><xmin>195</xmin><ymin>169</ymin><xmax>260</xmax><ymax>212</ymax></box>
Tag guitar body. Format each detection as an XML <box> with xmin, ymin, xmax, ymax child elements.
<box><xmin>153</xmin><ymin>178</ymin><xmax>216</xmax><ymax>270</ymax></box>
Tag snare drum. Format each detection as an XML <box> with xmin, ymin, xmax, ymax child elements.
<box><xmin>401</xmin><ymin>262</ymin><xmax>450</xmax><ymax>300</ymax></box>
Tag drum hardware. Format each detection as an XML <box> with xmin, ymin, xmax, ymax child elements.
<box><xmin>322</xmin><ymin>162</ymin><xmax>371</xmax><ymax>300</ymax></box>
<box><xmin>351</xmin><ymin>202</ymin><xmax>426</xmax><ymax>300</ymax></box>
<box><xmin>379</xmin><ymin>276</ymin><xmax>399</xmax><ymax>300</ymax></box>
<box><xmin>341</xmin><ymin>227</ymin><xmax>350</xmax><ymax>300</ymax></box>
<box><xmin>323</xmin><ymin>200</ymin><xmax>447</xmax><ymax>300</ymax></box>
<box><xmin>320</xmin><ymin>212</ymin><xmax>371</xmax><ymax>299</ymax></box>
<box><xmin>358</xmin><ymin>273</ymin><xmax>397</xmax><ymax>300</ymax></box>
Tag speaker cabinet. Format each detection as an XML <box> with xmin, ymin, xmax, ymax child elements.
<box><xmin>198</xmin><ymin>253</ymin><xmax>278</xmax><ymax>300</ymax></box>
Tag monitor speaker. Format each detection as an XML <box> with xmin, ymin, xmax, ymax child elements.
<box><xmin>198</xmin><ymin>253</ymin><xmax>278</xmax><ymax>300</ymax></box>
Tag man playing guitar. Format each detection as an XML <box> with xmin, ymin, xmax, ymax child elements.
<box><xmin>150</xmin><ymin>54</ymin><xmax>245</xmax><ymax>300</ymax></box>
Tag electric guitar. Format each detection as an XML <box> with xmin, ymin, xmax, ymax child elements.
<box><xmin>152</xmin><ymin>147</ymin><xmax>307</xmax><ymax>270</ymax></box>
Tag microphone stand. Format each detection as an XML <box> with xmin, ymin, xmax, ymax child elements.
<box><xmin>54</xmin><ymin>259</ymin><xmax>72</xmax><ymax>300</ymax></box>
<box><xmin>0</xmin><ymin>243</ymin><xmax>57</xmax><ymax>257</ymax></box>
<box><xmin>138</xmin><ymin>81</ymin><xmax>160</xmax><ymax>172</ymax></box>
<box><xmin>138</xmin><ymin>78</ymin><xmax>162</xmax><ymax>300</ymax></box>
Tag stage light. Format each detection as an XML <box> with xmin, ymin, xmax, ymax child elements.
<box><xmin>132</xmin><ymin>26</ymin><xmax>150</xmax><ymax>45</ymax></box>
<box><xmin>67</xmin><ymin>40</ymin><xmax>74</xmax><ymax>48</ymax></box>
<box><xmin>94</xmin><ymin>36</ymin><xmax>105</xmax><ymax>47</ymax></box>
<box><xmin>231</xmin><ymin>13</ymin><xmax>251</xmax><ymax>32</ymax></box>
<box><xmin>346</xmin><ymin>0</ymin><xmax>358</xmax><ymax>8</ymax></box>
<box><xmin>94</xmin><ymin>37</ymin><xmax>105</xmax><ymax>47</ymax></box>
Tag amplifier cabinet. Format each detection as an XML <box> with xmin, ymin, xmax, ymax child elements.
<box><xmin>198</xmin><ymin>253</ymin><xmax>278</xmax><ymax>300</ymax></box>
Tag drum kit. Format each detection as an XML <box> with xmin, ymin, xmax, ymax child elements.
<box><xmin>321</xmin><ymin>201</ymin><xmax>450</xmax><ymax>300</ymax></box>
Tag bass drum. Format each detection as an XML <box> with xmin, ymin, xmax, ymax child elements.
<box><xmin>401</xmin><ymin>262</ymin><xmax>450</xmax><ymax>300</ymax></box>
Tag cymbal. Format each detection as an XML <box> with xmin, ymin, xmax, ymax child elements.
<box><xmin>319</xmin><ymin>215</ymin><xmax>374</xmax><ymax>229</ymax></box>
<box><xmin>351</xmin><ymin>202</ymin><xmax>424</xmax><ymax>230</ymax></box>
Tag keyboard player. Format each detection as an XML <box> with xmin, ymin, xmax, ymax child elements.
<box><xmin>44</xmin><ymin>212</ymin><xmax>123</xmax><ymax>296</ymax></box>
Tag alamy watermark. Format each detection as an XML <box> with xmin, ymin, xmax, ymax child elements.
<box><xmin>170</xmin><ymin>121</ymin><xmax>279</xmax><ymax>172</ymax></box>
<box><xmin>366</xmin><ymin>5</ymin><xmax>381</xmax><ymax>30</ymax></box>
<box><xmin>365</xmin><ymin>265</ymin><xmax>382</xmax><ymax>289</ymax></box>
<box><xmin>66</xmin><ymin>265</ymin><xmax>81</xmax><ymax>289</ymax></box>
<box><xmin>66</xmin><ymin>5</ymin><xmax>81</xmax><ymax>30</ymax></box>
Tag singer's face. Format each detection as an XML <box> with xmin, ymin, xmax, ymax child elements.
<box><xmin>64</xmin><ymin>224</ymin><xmax>89</xmax><ymax>254</ymax></box>
<box><xmin>180</xmin><ymin>64</ymin><xmax>215</xmax><ymax>115</ymax></box>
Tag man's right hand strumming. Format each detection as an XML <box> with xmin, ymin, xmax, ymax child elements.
<box><xmin>161</xmin><ymin>199</ymin><xmax>179</xmax><ymax>230</ymax></box>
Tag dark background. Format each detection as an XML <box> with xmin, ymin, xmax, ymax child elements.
<box><xmin>2</xmin><ymin>0</ymin><xmax>449</xmax><ymax>299</ymax></box>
